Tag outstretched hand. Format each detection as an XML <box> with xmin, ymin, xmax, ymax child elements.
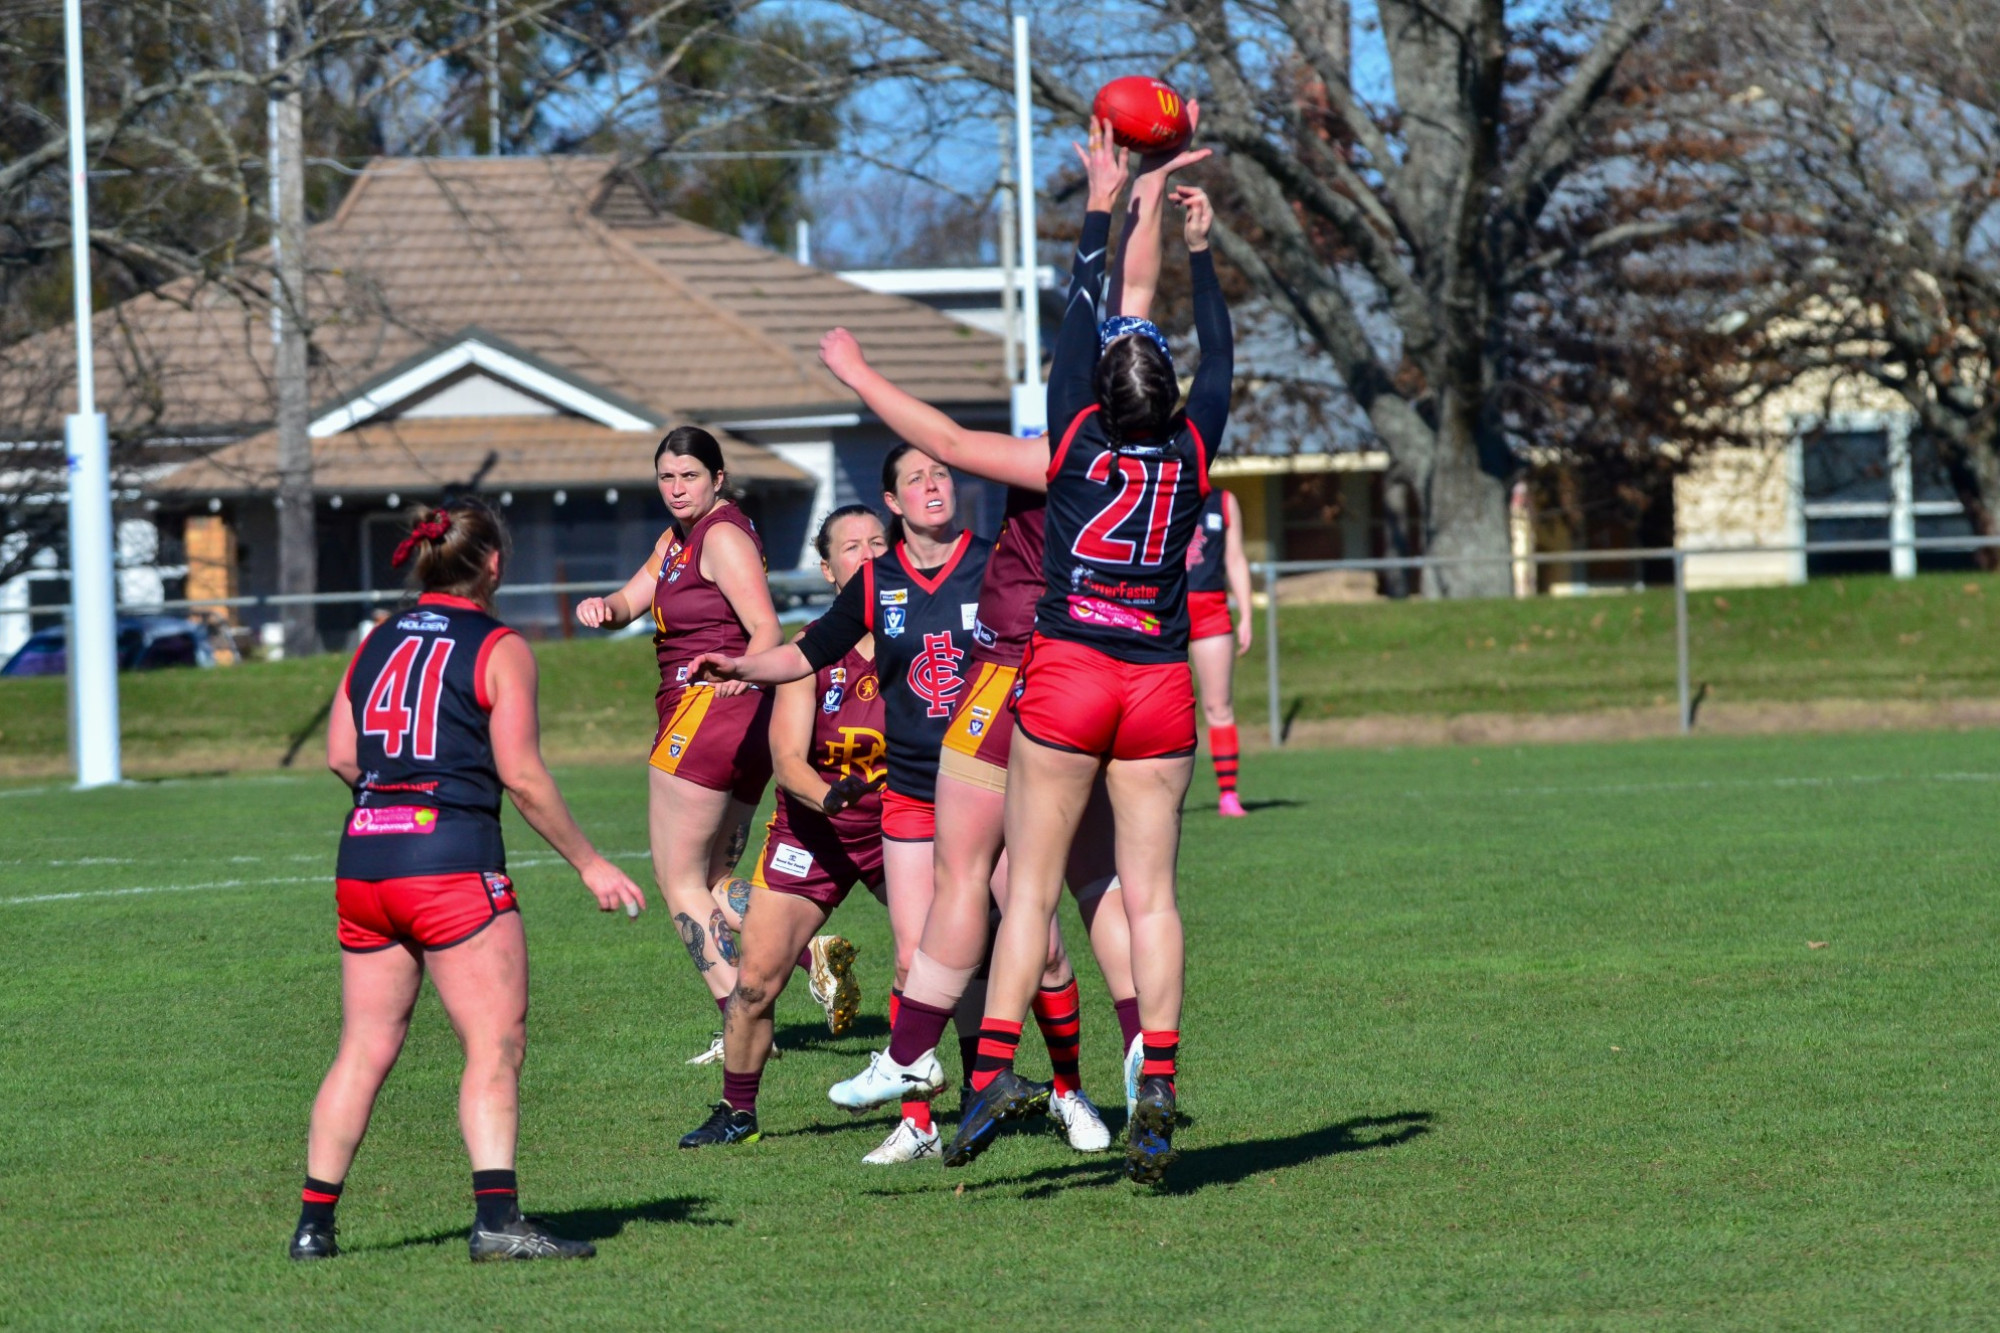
<box><xmin>819</xmin><ymin>327</ymin><xmax>868</xmax><ymax>386</ymax></box>
<box><xmin>1136</xmin><ymin>100</ymin><xmax>1210</xmax><ymax>180</ymax></box>
<box><xmin>1076</xmin><ymin>116</ymin><xmax>1131</xmax><ymax>212</ymax></box>
<box><xmin>581</xmin><ymin>856</ymin><xmax>647</xmax><ymax>917</ymax></box>
<box><xmin>1173</xmin><ymin>185</ymin><xmax>1213</xmax><ymax>251</ymax></box>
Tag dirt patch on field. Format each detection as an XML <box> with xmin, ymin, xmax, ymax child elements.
<box><xmin>1260</xmin><ymin>697</ymin><xmax>2000</xmax><ymax>750</ymax></box>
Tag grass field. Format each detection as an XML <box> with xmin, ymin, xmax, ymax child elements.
<box><xmin>5</xmin><ymin>571</ymin><xmax>1999</xmax><ymax>775</ymax></box>
<box><xmin>3</xmin><ymin>732</ymin><xmax>1998</xmax><ymax>1328</ymax></box>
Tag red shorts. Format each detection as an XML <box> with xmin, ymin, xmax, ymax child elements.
<box><xmin>650</xmin><ymin>684</ymin><xmax>773</xmax><ymax>804</ymax></box>
<box><xmin>336</xmin><ymin>872</ymin><xmax>517</xmax><ymax>952</ymax></box>
<box><xmin>750</xmin><ymin>801</ymin><xmax>885</xmax><ymax>909</ymax></box>
<box><xmin>1188</xmin><ymin>590</ymin><xmax>1234</xmax><ymax>641</ymax></box>
<box><xmin>940</xmin><ymin>661</ymin><xmax>1019</xmax><ymax>791</ymax></box>
<box><xmin>1012</xmin><ymin>634</ymin><xmax>1197</xmax><ymax>761</ymax></box>
<box><xmin>881</xmin><ymin>788</ymin><xmax>936</xmax><ymax>842</ymax></box>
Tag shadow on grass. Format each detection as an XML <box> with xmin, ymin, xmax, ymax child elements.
<box><xmin>769</xmin><ymin>1016</ymin><xmax>886</xmax><ymax>1053</ymax></box>
<box><xmin>866</xmin><ymin>1110</ymin><xmax>1433</xmax><ymax>1201</ymax></box>
<box><xmin>371</xmin><ymin>1194</ymin><xmax>728</xmax><ymax>1250</ymax></box>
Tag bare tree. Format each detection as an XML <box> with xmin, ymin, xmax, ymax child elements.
<box><xmin>833</xmin><ymin>0</ymin><xmax>1713</xmax><ymax>594</ymax></box>
<box><xmin>1717</xmin><ymin>0</ymin><xmax>2000</xmax><ymax>560</ymax></box>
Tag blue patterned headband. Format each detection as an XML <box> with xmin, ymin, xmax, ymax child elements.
<box><xmin>1098</xmin><ymin>315</ymin><xmax>1174</xmax><ymax>369</ymax></box>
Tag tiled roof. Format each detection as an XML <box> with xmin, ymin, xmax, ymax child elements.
<box><xmin>156</xmin><ymin>415</ymin><xmax>810</xmax><ymax>496</ymax></box>
<box><xmin>0</xmin><ymin>156</ymin><xmax>1009</xmax><ymax>440</ymax></box>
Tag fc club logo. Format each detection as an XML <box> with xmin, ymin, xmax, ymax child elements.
<box><xmin>908</xmin><ymin>631</ymin><xmax>965</xmax><ymax>719</ymax></box>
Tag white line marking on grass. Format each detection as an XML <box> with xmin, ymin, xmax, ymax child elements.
<box><xmin>1417</xmin><ymin>772</ymin><xmax>2000</xmax><ymax>798</ymax></box>
<box><xmin>2</xmin><ymin>853</ymin><xmax>655</xmax><ymax>908</ymax></box>
<box><xmin>2</xmin><ymin>876</ymin><xmax>317</xmax><ymax>906</ymax></box>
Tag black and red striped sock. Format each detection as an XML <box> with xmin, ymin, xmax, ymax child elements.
<box><xmin>1210</xmin><ymin>724</ymin><xmax>1239</xmax><ymax>796</ymax></box>
<box><xmin>1141</xmin><ymin>1029</ymin><xmax>1180</xmax><ymax>1093</ymax></box>
<box><xmin>722</xmin><ymin>1067</ymin><xmax>761</xmax><ymax>1117</ymax></box>
<box><xmin>888</xmin><ymin>988</ymin><xmax>903</xmax><ymax>1029</ymax></box>
<box><xmin>472</xmin><ymin>1168</ymin><xmax>519</xmax><ymax>1230</ymax></box>
<box><xmin>970</xmin><ymin>1019</ymin><xmax>1022</xmax><ymax>1091</ymax></box>
<box><xmin>298</xmin><ymin>1176</ymin><xmax>342</xmax><ymax>1230</ymax></box>
<box><xmin>1032</xmin><ymin>980</ymin><xmax>1083</xmax><ymax>1095</ymax></box>
<box><xmin>1113</xmin><ymin>997</ymin><xmax>1142</xmax><ymax>1052</ymax></box>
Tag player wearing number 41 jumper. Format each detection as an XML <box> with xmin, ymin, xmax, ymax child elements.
<box><xmin>293</xmin><ymin>499</ymin><xmax>647</xmax><ymax>1264</ymax></box>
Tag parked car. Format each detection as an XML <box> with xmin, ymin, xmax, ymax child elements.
<box><xmin>1</xmin><ymin>616</ymin><xmax>219</xmax><ymax>677</ymax></box>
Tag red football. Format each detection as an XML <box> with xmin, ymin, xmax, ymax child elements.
<box><xmin>1091</xmin><ymin>76</ymin><xmax>1192</xmax><ymax>155</ymax></box>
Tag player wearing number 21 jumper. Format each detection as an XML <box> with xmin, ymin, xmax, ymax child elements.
<box><xmin>948</xmin><ymin>119</ymin><xmax>1232</xmax><ymax>1185</ymax></box>
<box><xmin>293</xmin><ymin>499</ymin><xmax>647</xmax><ymax>1264</ymax></box>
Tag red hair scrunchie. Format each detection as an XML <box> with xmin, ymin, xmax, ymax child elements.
<box><xmin>390</xmin><ymin>513</ymin><xmax>453</xmax><ymax>569</ymax></box>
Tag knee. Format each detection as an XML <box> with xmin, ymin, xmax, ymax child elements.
<box><xmin>728</xmin><ymin>981</ymin><xmax>775</xmax><ymax>1021</ymax></box>
<box><xmin>1203</xmin><ymin>698</ymin><xmax>1235</xmax><ymax>728</ymax></box>
<box><xmin>468</xmin><ymin>1026</ymin><xmax>526</xmax><ymax>1077</ymax></box>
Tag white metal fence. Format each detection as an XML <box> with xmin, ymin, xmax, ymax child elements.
<box><xmin>1257</xmin><ymin>534</ymin><xmax>2000</xmax><ymax>747</ymax></box>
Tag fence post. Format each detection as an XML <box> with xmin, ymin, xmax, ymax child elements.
<box><xmin>1674</xmin><ymin>550</ymin><xmax>1691</xmax><ymax>734</ymax></box>
<box><xmin>1264</xmin><ymin>560</ymin><xmax>1282</xmax><ymax>748</ymax></box>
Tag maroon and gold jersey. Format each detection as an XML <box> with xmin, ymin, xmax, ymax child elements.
<box><xmin>651</xmin><ymin>502</ymin><xmax>764</xmax><ymax>707</ymax></box>
<box><xmin>795</xmin><ymin>640</ymin><xmax>887</xmax><ymax>836</ymax></box>
<box><xmin>968</xmin><ymin>485</ymin><xmax>1047</xmax><ymax>669</ymax></box>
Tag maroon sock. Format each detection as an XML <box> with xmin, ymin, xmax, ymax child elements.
<box><xmin>722</xmin><ymin>1068</ymin><xmax>761</xmax><ymax>1116</ymax></box>
<box><xmin>888</xmin><ymin>993</ymin><xmax>956</xmax><ymax>1067</ymax></box>
<box><xmin>1114</xmin><ymin>996</ymin><xmax>1142</xmax><ymax>1051</ymax></box>
<box><xmin>716</xmin><ymin>995</ymin><xmax>729</xmax><ymax>1017</ymax></box>
<box><xmin>796</xmin><ymin>947</ymin><xmax>813</xmax><ymax>971</ymax></box>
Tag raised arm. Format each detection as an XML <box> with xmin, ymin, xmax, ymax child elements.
<box><xmin>485</xmin><ymin>634</ymin><xmax>648</xmax><ymax>916</ymax></box>
<box><xmin>1109</xmin><ymin>107</ymin><xmax>1210</xmax><ymax>321</ymax></box>
<box><xmin>693</xmin><ymin>563</ymin><xmax>869</xmax><ymax>687</ymax></box>
<box><xmin>1177</xmin><ymin>186</ymin><xmax>1233</xmax><ymax>459</ymax></box>
<box><xmin>576</xmin><ymin>531</ymin><xmax>671</xmax><ymax>631</ymax></box>
<box><xmin>819</xmin><ymin>329</ymin><xmax>1048</xmax><ymax>493</ymax></box>
<box><xmin>1049</xmin><ymin>118</ymin><xmax>1127</xmax><ymax>435</ymax></box>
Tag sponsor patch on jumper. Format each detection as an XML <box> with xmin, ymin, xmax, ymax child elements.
<box><xmin>1067</xmin><ymin>596</ymin><xmax>1161</xmax><ymax>636</ymax></box>
<box><xmin>821</xmin><ymin>683</ymin><xmax>846</xmax><ymax>714</ymax></box>
<box><xmin>396</xmin><ymin>610</ymin><xmax>451</xmax><ymax>633</ymax></box>
<box><xmin>1206</xmin><ymin>511</ymin><xmax>1224</xmax><ymax>531</ymax></box>
<box><xmin>675</xmin><ymin>664</ymin><xmax>691</xmax><ymax>682</ymax></box>
<box><xmin>961</xmin><ymin>602</ymin><xmax>979</xmax><ymax>630</ymax></box>
<box><xmin>972</xmin><ymin>617</ymin><xmax>998</xmax><ymax>649</ymax></box>
<box><xmin>882</xmin><ymin>605</ymin><xmax>906</xmax><ymax>638</ymax></box>
<box><xmin>769</xmin><ymin>843</ymin><xmax>815</xmax><ymax>878</ymax></box>
<box><xmin>347</xmin><ymin>806</ymin><xmax>440</xmax><ymax>836</ymax></box>
<box><xmin>878</xmin><ymin>588</ymin><xmax>908</xmax><ymax>605</ymax></box>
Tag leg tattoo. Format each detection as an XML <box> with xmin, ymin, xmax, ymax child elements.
<box><xmin>675</xmin><ymin>912</ymin><xmax>713</xmax><ymax>973</ymax></box>
<box><xmin>712</xmin><ymin>909</ymin><xmax>740</xmax><ymax>966</ymax></box>
<box><xmin>724</xmin><ymin>820</ymin><xmax>750</xmax><ymax>872</ymax></box>
<box><xmin>727</xmin><ymin>876</ymin><xmax>751</xmax><ymax>921</ymax></box>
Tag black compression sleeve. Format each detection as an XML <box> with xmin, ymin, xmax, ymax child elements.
<box><xmin>796</xmin><ymin>574</ymin><xmax>868</xmax><ymax>671</ymax></box>
<box><xmin>1048</xmin><ymin>211</ymin><xmax>1114</xmax><ymax>438</ymax></box>
<box><xmin>1184</xmin><ymin>248</ymin><xmax>1233</xmax><ymax>449</ymax></box>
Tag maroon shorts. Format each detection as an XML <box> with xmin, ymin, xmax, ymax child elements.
<box><xmin>650</xmin><ymin>684</ymin><xmax>773</xmax><ymax>804</ymax></box>
<box><xmin>336</xmin><ymin>872</ymin><xmax>517</xmax><ymax>952</ymax></box>
<box><xmin>1013</xmin><ymin>634</ymin><xmax>1197</xmax><ymax>761</ymax></box>
<box><xmin>750</xmin><ymin>804</ymin><xmax>885</xmax><ymax>909</ymax></box>
<box><xmin>881</xmin><ymin>788</ymin><xmax>936</xmax><ymax>842</ymax></box>
<box><xmin>940</xmin><ymin>661</ymin><xmax>1019</xmax><ymax>790</ymax></box>
<box><xmin>1188</xmin><ymin>590</ymin><xmax>1233</xmax><ymax>641</ymax></box>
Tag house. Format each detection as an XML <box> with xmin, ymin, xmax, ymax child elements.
<box><xmin>0</xmin><ymin>156</ymin><xmax>1017</xmax><ymax>653</ymax></box>
<box><xmin>1672</xmin><ymin>366</ymin><xmax>1975</xmax><ymax>589</ymax></box>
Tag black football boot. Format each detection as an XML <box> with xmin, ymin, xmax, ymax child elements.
<box><xmin>942</xmin><ymin>1069</ymin><xmax>1048</xmax><ymax>1167</ymax></box>
<box><xmin>288</xmin><ymin>1220</ymin><xmax>338</xmax><ymax>1261</ymax></box>
<box><xmin>467</xmin><ymin>1214</ymin><xmax>596</xmax><ymax>1262</ymax></box>
<box><xmin>1124</xmin><ymin>1074</ymin><xmax>1180</xmax><ymax>1185</ymax></box>
<box><xmin>678</xmin><ymin>1101</ymin><xmax>761</xmax><ymax>1149</ymax></box>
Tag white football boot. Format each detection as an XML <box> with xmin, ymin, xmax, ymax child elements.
<box><xmin>828</xmin><ymin>1047</ymin><xmax>946</xmax><ymax>1111</ymax></box>
<box><xmin>804</xmin><ymin>935</ymin><xmax>860</xmax><ymax>1035</ymax></box>
<box><xmin>862</xmin><ymin>1116</ymin><xmax>941</xmax><ymax>1164</ymax></box>
<box><xmin>1050</xmin><ymin>1088</ymin><xmax>1112</xmax><ymax>1152</ymax></box>
<box><xmin>1123</xmin><ymin>1034</ymin><xmax>1144</xmax><ymax>1118</ymax></box>
<box><xmin>687</xmin><ymin>1030</ymin><xmax>778</xmax><ymax>1066</ymax></box>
